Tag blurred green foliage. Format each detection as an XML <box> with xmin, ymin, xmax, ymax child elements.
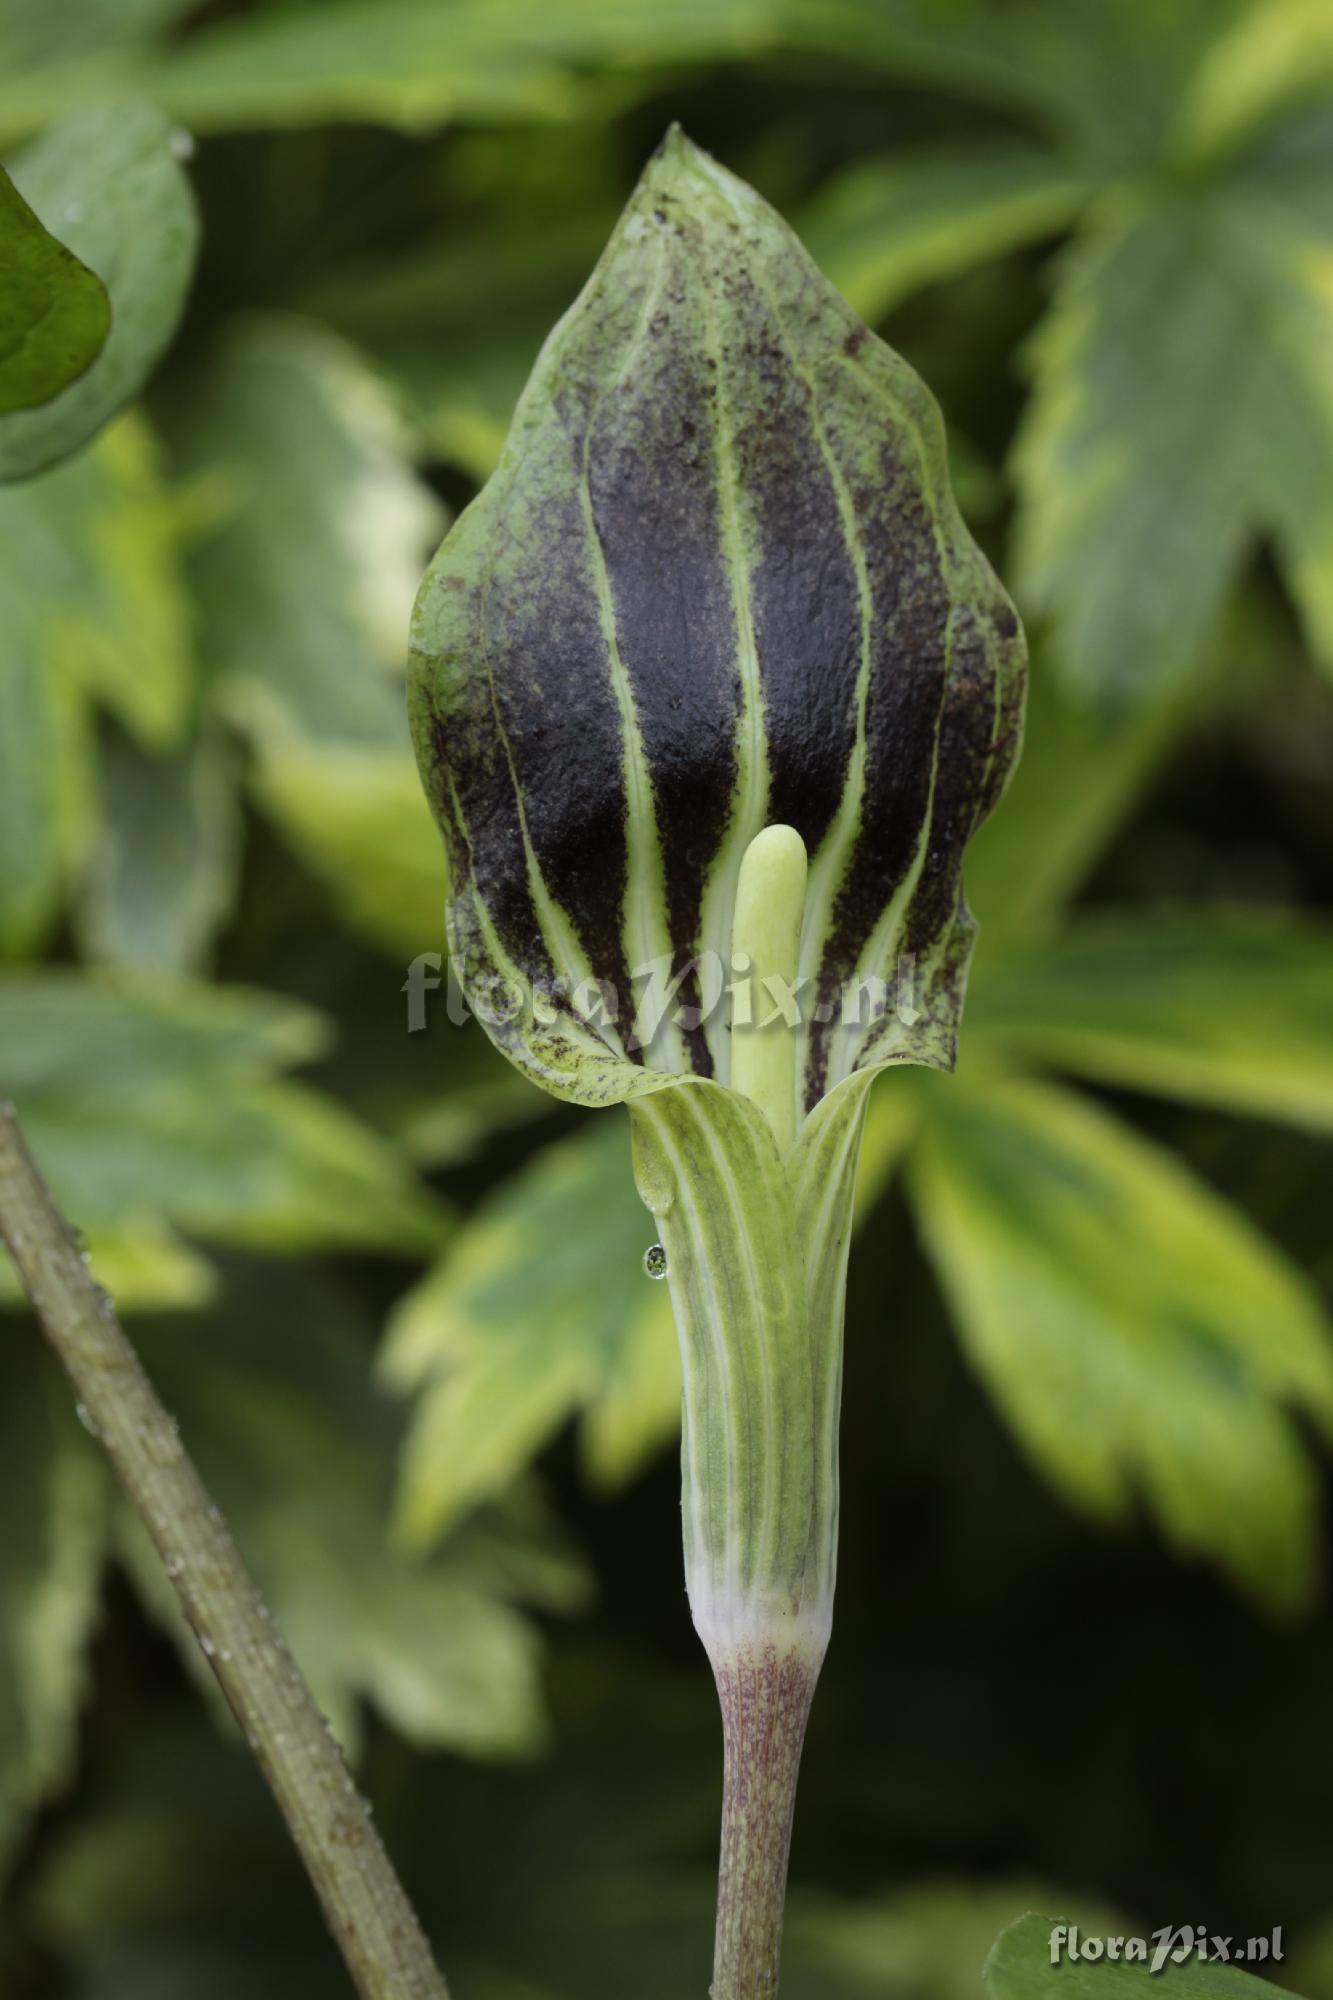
<box><xmin>1</xmin><ymin>1</ymin><xmax>1333</xmax><ymax>1995</ymax></box>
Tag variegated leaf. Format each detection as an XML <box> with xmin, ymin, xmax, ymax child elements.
<box><xmin>409</xmin><ymin>128</ymin><xmax>1024</xmax><ymax>1127</ymax></box>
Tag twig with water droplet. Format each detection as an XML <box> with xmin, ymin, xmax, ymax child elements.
<box><xmin>0</xmin><ymin>1099</ymin><xmax>450</xmax><ymax>2000</ymax></box>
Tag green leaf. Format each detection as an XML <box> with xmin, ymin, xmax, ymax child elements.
<box><xmin>316</xmin><ymin>976</ymin><xmax>553</xmax><ymax>1175</ymax></box>
<box><xmin>985</xmin><ymin>1912</ymin><xmax>1304</xmax><ymax>2000</ymax></box>
<box><xmin>179</xmin><ymin>316</ymin><xmax>442</xmax><ymax>749</ymax></box>
<box><xmin>46</xmin><ymin>1216</ymin><xmax>215</xmax><ymax>1313</ymax></box>
<box><xmin>0</xmin><ymin>102</ymin><xmax>198</xmax><ymax>482</ymax></box>
<box><xmin>852</xmin><ymin>1072</ymin><xmax>922</xmax><ymax>1222</ymax></box>
<box><xmin>1013</xmin><ymin>133</ymin><xmax>1333</xmax><ymax>707</ymax></box>
<box><xmin>0</xmin><ymin>412</ymin><xmax>194</xmax><ymax>953</ymax></box>
<box><xmin>0</xmin><ymin>1342</ymin><xmax>106</xmax><ymax>1878</ymax></box>
<box><xmin>170</xmin><ymin>316</ymin><xmax>448</xmax><ymax>949</ymax></box>
<box><xmin>970</xmin><ymin>910</ymin><xmax>1333</xmax><ymax>1129</ymax></box>
<box><xmin>961</xmin><ymin>657</ymin><xmax>1181</xmax><ymax>944</ymax></box>
<box><xmin>797</xmin><ymin>141</ymin><xmax>1088</xmax><ymax>326</ymax></box>
<box><xmin>0</xmin><ymin>166</ymin><xmax>109</xmax><ymax>415</ymax></box>
<box><xmin>124</xmin><ymin>1268</ymin><xmax>584</xmax><ymax>1759</ymax></box>
<box><xmin>385</xmin><ymin>1117</ymin><xmax>680</xmax><ymax>1544</ymax></box>
<box><xmin>309</xmin><ymin>206</ymin><xmax>615</xmax><ymax>483</ymax></box>
<box><xmin>24</xmin><ymin>1710</ymin><xmax>324</xmax><ymax>2000</ymax></box>
<box><xmin>75</xmin><ymin>723</ymin><xmax>239</xmax><ymax>978</ymax></box>
<box><xmin>410</xmin><ymin>128</ymin><xmax>1023</xmax><ymax>1112</ymax></box>
<box><xmin>137</xmin><ymin>0</ymin><xmax>778</xmax><ymax>133</ymax></box>
<box><xmin>786</xmin><ymin>0</ymin><xmax>1245</xmax><ymax>171</ymax></box>
<box><xmin>790</xmin><ymin>1883</ymin><xmax>1127</xmax><ymax>2000</ymax></box>
<box><xmin>0</xmin><ymin>0</ymin><xmax>199</xmax><ymax>95</ymax></box>
<box><xmin>1180</xmin><ymin>0</ymin><xmax>1333</xmax><ymax>164</ymax></box>
<box><xmin>250</xmin><ymin>741</ymin><xmax>445</xmax><ymax>962</ymax></box>
<box><xmin>0</xmin><ymin>974</ymin><xmax>447</xmax><ymax>1306</ymax></box>
<box><xmin>910</xmin><ymin>1074</ymin><xmax>1333</xmax><ymax>1610</ymax></box>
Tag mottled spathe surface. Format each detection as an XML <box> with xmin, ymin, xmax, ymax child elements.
<box><xmin>410</xmin><ymin>126</ymin><xmax>1025</xmax><ymax>1118</ymax></box>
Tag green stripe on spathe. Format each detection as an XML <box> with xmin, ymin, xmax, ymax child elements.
<box><xmin>409</xmin><ymin>126</ymin><xmax>1024</xmax><ymax>1121</ymax></box>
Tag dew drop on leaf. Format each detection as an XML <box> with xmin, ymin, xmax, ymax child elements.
<box><xmin>642</xmin><ymin>1243</ymin><xmax>668</xmax><ymax>1281</ymax></box>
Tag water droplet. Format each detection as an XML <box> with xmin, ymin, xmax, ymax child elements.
<box><xmin>199</xmin><ymin>1635</ymin><xmax>216</xmax><ymax>1658</ymax></box>
<box><xmin>74</xmin><ymin>1401</ymin><xmax>99</xmax><ymax>1436</ymax></box>
<box><xmin>169</xmin><ymin>129</ymin><xmax>196</xmax><ymax>161</ymax></box>
<box><xmin>642</xmin><ymin>1243</ymin><xmax>668</xmax><ymax>1281</ymax></box>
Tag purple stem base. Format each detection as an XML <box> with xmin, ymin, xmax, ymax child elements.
<box><xmin>710</xmin><ymin>1642</ymin><xmax>821</xmax><ymax>2000</ymax></box>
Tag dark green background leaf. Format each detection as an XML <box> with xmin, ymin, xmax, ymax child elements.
<box><xmin>0</xmin><ymin>102</ymin><xmax>198</xmax><ymax>482</ymax></box>
<box><xmin>0</xmin><ymin>167</ymin><xmax>109</xmax><ymax>415</ymax></box>
<box><xmin>0</xmin><ymin>1345</ymin><xmax>105</xmax><ymax>1881</ymax></box>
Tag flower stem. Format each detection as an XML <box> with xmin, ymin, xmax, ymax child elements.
<box><xmin>0</xmin><ymin>1100</ymin><xmax>449</xmax><ymax>2000</ymax></box>
<box><xmin>710</xmin><ymin>1641</ymin><xmax>820</xmax><ymax>2000</ymax></box>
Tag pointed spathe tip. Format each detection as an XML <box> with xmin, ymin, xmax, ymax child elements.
<box><xmin>656</xmin><ymin>120</ymin><xmax>691</xmax><ymax>160</ymax></box>
<box><xmin>644</xmin><ymin>124</ymin><xmax>745</xmax><ymax>220</ymax></box>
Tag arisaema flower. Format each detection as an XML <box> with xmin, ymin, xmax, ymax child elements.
<box><xmin>410</xmin><ymin>127</ymin><xmax>1024</xmax><ymax>2000</ymax></box>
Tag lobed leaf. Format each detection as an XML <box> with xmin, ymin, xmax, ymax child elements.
<box><xmin>969</xmin><ymin>910</ymin><xmax>1333</xmax><ymax>1129</ymax></box>
<box><xmin>910</xmin><ymin>1074</ymin><xmax>1333</xmax><ymax>1611</ymax></box>
<box><xmin>385</xmin><ymin>1117</ymin><xmax>679</xmax><ymax>1544</ymax></box>
<box><xmin>797</xmin><ymin>140</ymin><xmax>1088</xmax><ymax>326</ymax></box>
<box><xmin>1013</xmin><ymin>125</ymin><xmax>1333</xmax><ymax>707</ymax></box>
<box><xmin>0</xmin><ymin>974</ymin><xmax>447</xmax><ymax>1307</ymax></box>
<box><xmin>0</xmin><ymin>102</ymin><xmax>198</xmax><ymax>483</ymax></box>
